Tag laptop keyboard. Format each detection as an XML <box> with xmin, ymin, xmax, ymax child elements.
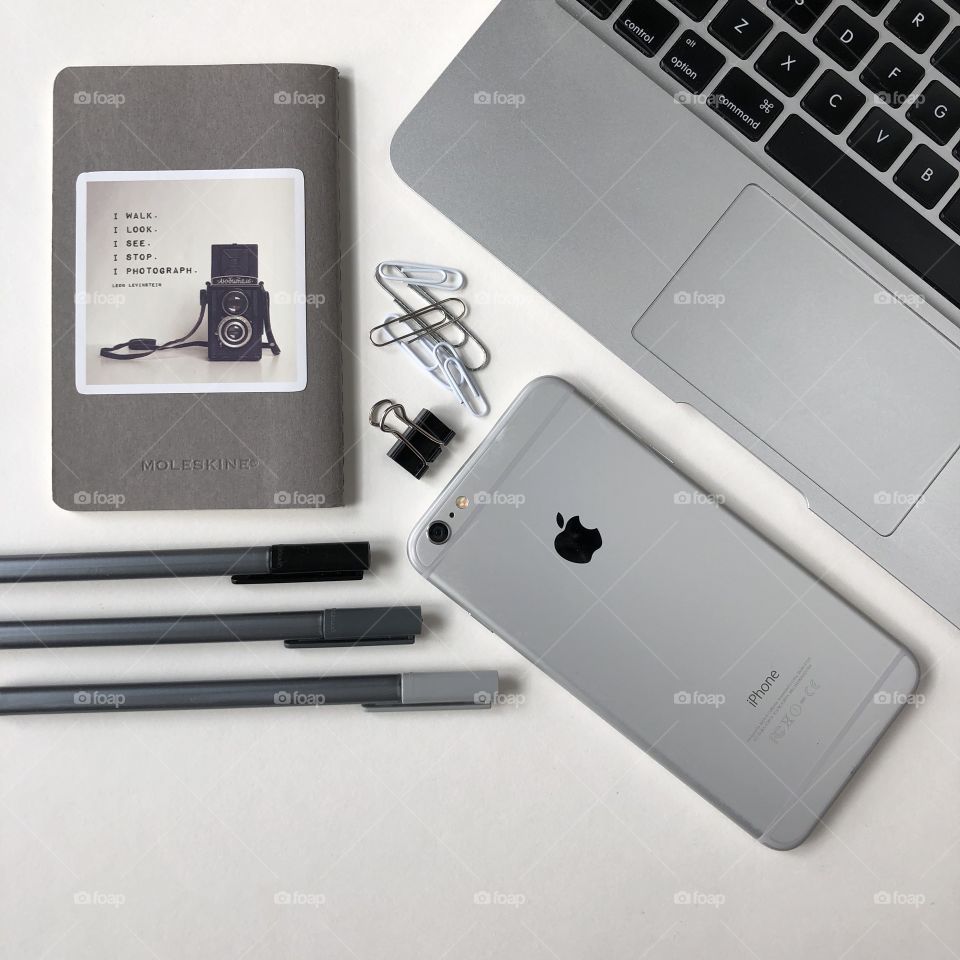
<box><xmin>572</xmin><ymin>0</ymin><xmax>960</xmax><ymax>312</ymax></box>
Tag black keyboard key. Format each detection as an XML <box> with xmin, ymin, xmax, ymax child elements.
<box><xmin>708</xmin><ymin>67</ymin><xmax>783</xmax><ymax>138</ymax></box>
<box><xmin>765</xmin><ymin>114</ymin><xmax>960</xmax><ymax>310</ymax></box>
<box><xmin>573</xmin><ymin>0</ymin><xmax>622</xmax><ymax>17</ymax></box>
<box><xmin>861</xmin><ymin>43</ymin><xmax>924</xmax><ymax>107</ymax></box>
<box><xmin>895</xmin><ymin>144</ymin><xmax>959</xmax><ymax>206</ymax></box>
<box><xmin>767</xmin><ymin>0</ymin><xmax>830</xmax><ymax>32</ymax></box>
<box><xmin>814</xmin><ymin>6</ymin><xmax>879</xmax><ymax>69</ymax></box>
<box><xmin>885</xmin><ymin>0</ymin><xmax>949</xmax><ymax>53</ymax></box>
<box><xmin>851</xmin><ymin>0</ymin><xmax>889</xmax><ymax>14</ymax></box>
<box><xmin>941</xmin><ymin>189</ymin><xmax>960</xmax><ymax>231</ymax></box>
<box><xmin>802</xmin><ymin>68</ymin><xmax>867</xmax><ymax>131</ymax></box>
<box><xmin>615</xmin><ymin>0</ymin><xmax>680</xmax><ymax>55</ymax></box>
<box><xmin>709</xmin><ymin>0</ymin><xmax>773</xmax><ymax>56</ymax></box>
<box><xmin>906</xmin><ymin>79</ymin><xmax>960</xmax><ymax>143</ymax></box>
<box><xmin>932</xmin><ymin>27</ymin><xmax>960</xmax><ymax>88</ymax></box>
<box><xmin>847</xmin><ymin>106</ymin><xmax>913</xmax><ymax>168</ymax></box>
<box><xmin>756</xmin><ymin>32</ymin><xmax>820</xmax><ymax>94</ymax></box>
<box><xmin>661</xmin><ymin>31</ymin><xmax>727</xmax><ymax>91</ymax></box>
<box><xmin>667</xmin><ymin>0</ymin><xmax>722</xmax><ymax>20</ymax></box>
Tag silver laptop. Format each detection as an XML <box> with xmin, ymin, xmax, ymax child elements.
<box><xmin>392</xmin><ymin>0</ymin><xmax>960</xmax><ymax>629</ymax></box>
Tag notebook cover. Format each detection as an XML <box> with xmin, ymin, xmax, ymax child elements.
<box><xmin>52</xmin><ymin>64</ymin><xmax>342</xmax><ymax>510</ymax></box>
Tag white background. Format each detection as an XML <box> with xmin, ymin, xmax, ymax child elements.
<box><xmin>1</xmin><ymin>2</ymin><xmax>958</xmax><ymax>958</ymax></box>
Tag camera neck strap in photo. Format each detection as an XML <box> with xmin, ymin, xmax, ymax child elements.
<box><xmin>99</xmin><ymin>283</ymin><xmax>281</xmax><ymax>360</ymax></box>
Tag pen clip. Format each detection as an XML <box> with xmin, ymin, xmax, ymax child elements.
<box><xmin>284</xmin><ymin>635</ymin><xmax>416</xmax><ymax>649</ymax></box>
<box><xmin>231</xmin><ymin>542</ymin><xmax>371</xmax><ymax>584</ymax></box>
<box><xmin>362</xmin><ymin>671</ymin><xmax>499</xmax><ymax>711</ymax></box>
<box><xmin>284</xmin><ymin>604</ymin><xmax>423</xmax><ymax>649</ymax></box>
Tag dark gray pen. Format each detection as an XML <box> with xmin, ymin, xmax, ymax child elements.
<box><xmin>0</xmin><ymin>606</ymin><xmax>422</xmax><ymax>650</ymax></box>
<box><xmin>0</xmin><ymin>671</ymin><xmax>499</xmax><ymax>715</ymax></box>
<box><xmin>0</xmin><ymin>542</ymin><xmax>370</xmax><ymax>585</ymax></box>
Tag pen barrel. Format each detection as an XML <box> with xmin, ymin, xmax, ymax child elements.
<box><xmin>0</xmin><ymin>548</ymin><xmax>266</xmax><ymax>583</ymax></box>
<box><xmin>0</xmin><ymin>611</ymin><xmax>324</xmax><ymax>649</ymax></box>
<box><xmin>0</xmin><ymin>675</ymin><xmax>402</xmax><ymax>715</ymax></box>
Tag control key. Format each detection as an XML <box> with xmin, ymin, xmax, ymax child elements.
<box><xmin>615</xmin><ymin>0</ymin><xmax>680</xmax><ymax>56</ymax></box>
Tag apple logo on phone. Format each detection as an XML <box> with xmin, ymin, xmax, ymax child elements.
<box><xmin>554</xmin><ymin>513</ymin><xmax>602</xmax><ymax>564</ymax></box>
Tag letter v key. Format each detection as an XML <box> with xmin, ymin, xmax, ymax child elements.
<box><xmin>848</xmin><ymin>106</ymin><xmax>911</xmax><ymax>172</ymax></box>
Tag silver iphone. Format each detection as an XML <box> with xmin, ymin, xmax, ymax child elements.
<box><xmin>408</xmin><ymin>377</ymin><xmax>919</xmax><ymax>849</ymax></box>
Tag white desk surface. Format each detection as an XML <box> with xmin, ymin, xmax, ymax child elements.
<box><xmin>1</xmin><ymin>2</ymin><xmax>957</xmax><ymax>957</ymax></box>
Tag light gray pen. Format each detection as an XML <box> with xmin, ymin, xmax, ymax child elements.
<box><xmin>0</xmin><ymin>671</ymin><xmax>499</xmax><ymax>716</ymax></box>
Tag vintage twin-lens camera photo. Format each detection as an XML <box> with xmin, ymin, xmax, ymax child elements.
<box><xmin>74</xmin><ymin>168</ymin><xmax>307</xmax><ymax>394</ymax></box>
<box><xmin>205</xmin><ymin>243</ymin><xmax>278</xmax><ymax>362</ymax></box>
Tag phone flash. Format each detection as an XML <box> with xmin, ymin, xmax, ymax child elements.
<box><xmin>456</xmin><ymin>496</ymin><xmax>469</xmax><ymax>509</ymax></box>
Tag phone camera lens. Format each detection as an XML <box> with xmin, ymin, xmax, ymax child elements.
<box><xmin>428</xmin><ymin>521</ymin><xmax>451</xmax><ymax>545</ymax></box>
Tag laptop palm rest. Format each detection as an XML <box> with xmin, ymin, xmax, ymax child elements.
<box><xmin>633</xmin><ymin>185</ymin><xmax>960</xmax><ymax>536</ymax></box>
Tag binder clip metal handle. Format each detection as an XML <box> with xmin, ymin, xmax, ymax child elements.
<box><xmin>369</xmin><ymin>401</ymin><xmax>456</xmax><ymax>480</ymax></box>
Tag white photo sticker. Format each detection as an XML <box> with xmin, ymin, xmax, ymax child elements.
<box><xmin>75</xmin><ymin>168</ymin><xmax>307</xmax><ymax>394</ymax></box>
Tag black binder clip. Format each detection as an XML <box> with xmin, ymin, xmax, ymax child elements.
<box><xmin>370</xmin><ymin>400</ymin><xmax>455</xmax><ymax>479</ymax></box>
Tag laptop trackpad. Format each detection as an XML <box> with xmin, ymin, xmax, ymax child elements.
<box><xmin>632</xmin><ymin>185</ymin><xmax>960</xmax><ymax>535</ymax></box>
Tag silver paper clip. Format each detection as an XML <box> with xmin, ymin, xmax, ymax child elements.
<box><xmin>382</xmin><ymin>313</ymin><xmax>451</xmax><ymax>392</ymax></box>
<box><xmin>369</xmin><ymin>299</ymin><xmax>469</xmax><ymax>348</ymax></box>
<box><xmin>376</xmin><ymin>314</ymin><xmax>489</xmax><ymax>417</ymax></box>
<box><xmin>374</xmin><ymin>262</ymin><xmax>490</xmax><ymax>371</ymax></box>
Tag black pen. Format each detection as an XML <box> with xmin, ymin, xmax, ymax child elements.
<box><xmin>0</xmin><ymin>542</ymin><xmax>370</xmax><ymax>585</ymax></box>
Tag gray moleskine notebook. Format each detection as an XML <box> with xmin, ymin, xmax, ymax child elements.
<box><xmin>52</xmin><ymin>64</ymin><xmax>342</xmax><ymax>510</ymax></box>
